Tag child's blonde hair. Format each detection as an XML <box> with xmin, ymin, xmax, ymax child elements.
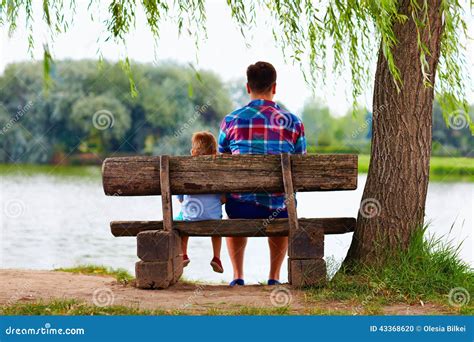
<box><xmin>191</xmin><ymin>131</ymin><xmax>217</xmax><ymax>155</ymax></box>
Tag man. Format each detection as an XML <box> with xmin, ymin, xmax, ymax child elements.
<box><xmin>218</xmin><ymin>61</ymin><xmax>306</xmax><ymax>286</ymax></box>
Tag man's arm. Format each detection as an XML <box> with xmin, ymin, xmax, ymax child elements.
<box><xmin>294</xmin><ymin>120</ymin><xmax>307</xmax><ymax>154</ymax></box>
<box><xmin>217</xmin><ymin>117</ymin><xmax>231</xmax><ymax>154</ymax></box>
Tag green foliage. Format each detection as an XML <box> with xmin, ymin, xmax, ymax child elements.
<box><xmin>0</xmin><ymin>163</ymin><xmax>100</xmax><ymax>177</ymax></box>
<box><xmin>310</xmin><ymin>225</ymin><xmax>474</xmax><ymax>310</ymax></box>
<box><xmin>302</xmin><ymin>99</ymin><xmax>473</xmax><ymax>158</ymax></box>
<box><xmin>0</xmin><ymin>299</ymin><xmax>158</xmax><ymax>316</ymax></box>
<box><xmin>70</xmin><ymin>94</ymin><xmax>131</xmax><ymax>152</ymax></box>
<box><xmin>0</xmin><ymin>299</ymin><xmax>294</xmax><ymax>316</ymax></box>
<box><xmin>432</xmin><ymin>101</ymin><xmax>473</xmax><ymax>156</ymax></box>
<box><xmin>0</xmin><ymin>60</ymin><xmax>232</xmax><ymax>162</ymax></box>
<box><xmin>0</xmin><ymin>57</ymin><xmax>470</xmax><ymax>164</ymax></box>
<box><xmin>357</xmin><ymin>155</ymin><xmax>474</xmax><ymax>182</ymax></box>
<box><xmin>1</xmin><ymin>0</ymin><xmax>470</xmax><ymax>130</ymax></box>
<box><xmin>55</xmin><ymin>265</ymin><xmax>133</xmax><ymax>283</ymax></box>
<box><xmin>429</xmin><ymin>157</ymin><xmax>474</xmax><ymax>182</ymax></box>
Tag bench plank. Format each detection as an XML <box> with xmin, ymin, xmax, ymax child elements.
<box><xmin>159</xmin><ymin>155</ymin><xmax>173</xmax><ymax>231</ymax></box>
<box><xmin>102</xmin><ymin>154</ymin><xmax>357</xmax><ymax>196</ymax></box>
<box><xmin>110</xmin><ymin>218</ymin><xmax>356</xmax><ymax>237</ymax></box>
<box><xmin>281</xmin><ymin>153</ymin><xmax>299</xmax><ymax>257</ymax></box>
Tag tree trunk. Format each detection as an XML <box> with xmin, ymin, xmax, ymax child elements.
<box><xmin>345</xmin><ymin>0</ymin><xmax>443</xmax><ymax>265</ymax></box>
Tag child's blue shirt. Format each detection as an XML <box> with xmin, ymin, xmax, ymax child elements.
<box><xmin>177</xmin><ymin>194</ymin><xmax>222</xmax><ymax>221</ymax></box>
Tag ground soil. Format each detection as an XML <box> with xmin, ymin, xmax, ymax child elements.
<box><xmin>0</xmin><ymin>269</ymin><xmax>450</xmax><ymax>315</ymax></box>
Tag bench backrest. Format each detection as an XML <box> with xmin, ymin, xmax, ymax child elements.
<box><xmin>102</xmin><ymin>154</ymin><xmax>358</xmax><ymax>196</ymax></box>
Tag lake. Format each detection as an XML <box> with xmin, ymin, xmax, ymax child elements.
<box><xmin>1</xmin><ymin>174</ymin><xmax>472</xmax><ymax>284</ymax></box>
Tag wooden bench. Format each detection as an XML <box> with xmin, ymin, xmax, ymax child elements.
<box><xmin>102</xmin><ymin>153</ymin><xmax>358</xmax><ymax>288</ymax></box>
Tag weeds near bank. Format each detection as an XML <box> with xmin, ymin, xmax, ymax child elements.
<box><xmin>0</xmin><ymin>299</ymin><xmax>293</xmax><ymax>316</ymax></box>
<box><xmin>55</xmin><ymin>265</ymin><xmax>134</xmax><ymax>284</ymax></box>
<box><xmin>309</xmin><ymin>225</ymin><xmax>473</xmax><ymax>312</ymax></box>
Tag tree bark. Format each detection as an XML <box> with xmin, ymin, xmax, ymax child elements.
<box><xmin>345</xmin><ymin>0</ymin><xmax>443</xmax><ymax>264</ymax></box>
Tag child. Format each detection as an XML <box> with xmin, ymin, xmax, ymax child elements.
<box><xmin>177</xmin><ymin>131</ymin><xmax>225</xmax><ymax>273</ymax></box>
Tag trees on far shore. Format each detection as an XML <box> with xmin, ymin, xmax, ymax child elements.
<box><xmin>0</xmin><ymin>60</ymin><xmax>232</xmax><ymax>162</ymax></box>
<box><xmin>0</xmin><ymin>60</ymin><xmax>471</xmax><ymax>164</ymax></box>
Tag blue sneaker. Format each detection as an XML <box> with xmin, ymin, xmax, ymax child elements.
<box><xmin>229</xmin><ymin>279</ymin><xmax>245</xmax><ymax>287</ymax></box>
<box><xmin>267</xmin><ymin>279</ymin><xmax>281</xmax><ymax>285</ymax></box>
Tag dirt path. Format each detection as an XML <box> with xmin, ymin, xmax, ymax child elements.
<box><xmin>0</xmin><ymin>269</ymin><xmax>449</xmax><ymax>315</ymax></box>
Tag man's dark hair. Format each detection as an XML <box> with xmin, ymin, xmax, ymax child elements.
<box><xmin>246</xmin><ymin>61</ymin><xmax>277</xmax><ymax>93</ymax></box>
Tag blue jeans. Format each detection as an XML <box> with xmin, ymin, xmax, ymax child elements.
<box><xmin>225</xmin><ymin>197</ymin><xmax>288</xmax><ymax>219</ymax></box>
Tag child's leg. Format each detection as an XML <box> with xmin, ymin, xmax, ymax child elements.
<box><xmin>210</xmin><ymin>236</ymin><xmax>223</xmax><ymax>273</ymax></box>
<box><xmin>211</xmin><ymin>236</ymin><xmax>221</xmax><ymax>259</ymax></box>
<box><xmin>181</xmin><ymin>235</ymin><xmax>189</xmax><ymax>256</ymax></box>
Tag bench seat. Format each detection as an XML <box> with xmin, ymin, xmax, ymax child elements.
<box><xmin>111</xmin><ymin>217</ymin><xmax>356</xmax><ymax>237</ymax></box>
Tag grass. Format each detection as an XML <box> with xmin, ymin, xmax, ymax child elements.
<box><xmin>307</xmin><ymin>226</ymin><xmax>474</xmax><ymax>314</ymax></box>
<box><xmin>0</xmin><ymin>300</ymin><xmax>156</xmax><ymax>316</ymax></box>
<box><xmin>0</xmin><ymin>299</ymin><xmax>296</xmax><ymax>316</ymax></box>
<box><xmin>54</xmin><ymin>265</ymin><xmax>134</xmax><ymax>284</ymax></box>
<box><xmin>0</xmin><ymin>163</ymin><xmax>100</xmax><ymax>178</ymax></box>
<box><xmin>358</xmin><ymin>155</ymin><xmax>474</xmax><ymax>182</ymax></box>
<box><xmin>429</xmin><ymin>156</ymin><xmax>474</xmax><ymax>181</ymax></box>
<box><xmin>0</xmin><ymin>299</ymin><xmax>360</xmax><ymax>316</ymax></box>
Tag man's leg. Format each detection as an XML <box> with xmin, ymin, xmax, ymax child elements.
<box><xmin>268</xmin><ymin>236</ymin><xmax>288</xmax><ymax>280</ymax></box>
<box><xmin>226</xmin><ymin>237</ymin><xmax>247</xmax><ymax>279</ymax></box>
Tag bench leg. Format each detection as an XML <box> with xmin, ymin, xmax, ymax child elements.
<box><xmin>288</xmin><ymin>230</ymin><xmax>326</xmax><ymax>287</ymax></box>
<box><xmin>288</xmin><ymin>258</ymin><xmax>326</xmax><ymax>287</ymax></box>
<box><xmin>135</xmin><ymin>230</ymin><xmax>183</xmax><ymax>289</ymax></box>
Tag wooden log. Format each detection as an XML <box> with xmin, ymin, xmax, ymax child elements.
<box><xmin>137</xmin><ymin>230</ymin><xmax>181</xmax><ymax>262</ymax></box>
<box><xmin>289</xmin><ymin>229</ymin><xmax>324</xmax><ymax>259</ymax></box>
<box><xmin>111</xmin><ymin>218</ymin><xmax>356</xmax><ymax>237</ymax></box>
<box><xmin>281</xmin><ymin>153</ymin><xmax>299</xmax><ymax>257</ymax></box>
<box><xmin>102</xmin><ymin>154</ymin><xmax>358</xmax><ymax>196</ymax></box>
<box><xmin>289</xmin><ymin>258</ymin><xmax>326</xmax><ymax>287</ymax></box>
<box><xmin>160</xmin><ymin>155</ymin><xmax>173</xmax><ymax>231</ymax></box>
<box><xmin>135</xmin><ymin>260</ymin><xmax>174</xmax><ymax>289</ymax></box>
<box><xmin>172</xmin><ymin>255</ymin><xmax>183</xmax><ymax>283</ymax></box>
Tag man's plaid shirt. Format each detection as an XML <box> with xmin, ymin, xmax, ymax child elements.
<box><xmin>218</xmin><ymin>99</ymin><xmax>306</xmax><ymax>209</ymax></box>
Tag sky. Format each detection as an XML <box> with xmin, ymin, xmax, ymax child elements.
<box><xmin>1</xmin><ymin>1</ymin><xmax>473</xmax><ymax>116</ymax></box>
